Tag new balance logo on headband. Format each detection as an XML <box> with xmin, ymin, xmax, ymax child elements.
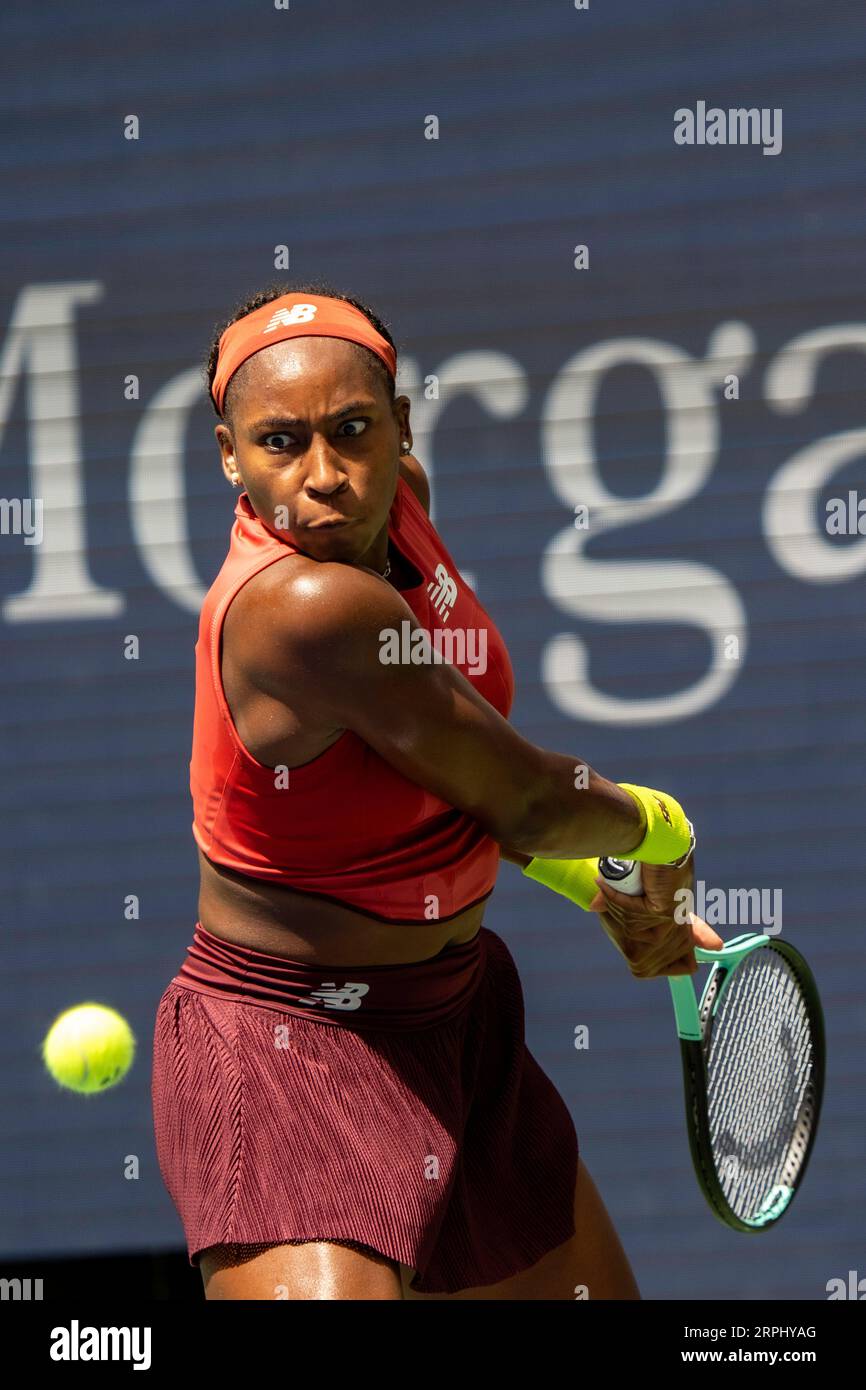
<box><xmin>263</xmin><ymin>303</ymin><xmax>319</xmax><ymax>334</ymax></box>
<box><xmin>427</xmin><ymin>562</ymin><xmax>458</xmax><ymax>622</ymax></box>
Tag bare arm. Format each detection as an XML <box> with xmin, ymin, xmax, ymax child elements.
<box><xmin>400</xmin><ymin>456</ymin><xmax>621</xmax><ymax>866</ymax></box>
<box><xmin>237</xmin><ymin>558</ymin><xmax>645</xmax><ymax>861</ymax></box>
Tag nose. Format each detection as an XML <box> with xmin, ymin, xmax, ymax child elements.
<box><xmin>303</xmin><ymin>437</ymin><xmax>348</xmax><ymax>497</ymax></box>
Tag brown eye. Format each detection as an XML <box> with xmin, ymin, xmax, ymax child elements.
<box><xmin>263</xmin><ymin>433</ymin><xmax>294</xmax><ymax>449</ymax></box>
<box><xmin>339</xmin><ymin>419</ymin><xmax>367</xmax><ymax>437</ymax></box>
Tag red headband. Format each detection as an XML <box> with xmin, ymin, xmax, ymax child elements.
<box><xmin>210</xmin><ymin>292</ymin><xmax>397</xmax><ymax>415</ymax></box>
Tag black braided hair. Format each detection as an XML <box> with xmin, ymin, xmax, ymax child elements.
<box><xmin>204</xmin><ymin>280</ymin><xmax>397</xmax><ymax>428</ymax></box>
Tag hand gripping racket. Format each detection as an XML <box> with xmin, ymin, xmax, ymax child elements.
<box><xmin>598</xmin><ymin>857</ymin><xmax>825</xmax><ymax>1232</ymax></box>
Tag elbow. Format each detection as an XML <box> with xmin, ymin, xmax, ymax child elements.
<box><xmin>489</xmin><ymin>775</ymin><xmax>555</xmax><ymax>858</ymax></box>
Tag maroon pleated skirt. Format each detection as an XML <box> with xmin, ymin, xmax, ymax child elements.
<box><xmin>150</xmin><ymin>922</ymin><xmax>579</xmax><ymax>1294</ymax></box>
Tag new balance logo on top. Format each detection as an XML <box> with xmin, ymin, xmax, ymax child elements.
<box><xmin>298</xmin><ymin>982</ymin><xmax>371</xmax><ymax>1011</ymax></box>
<box><xmin>263</xmin><ymin>303</ymin><xmax>319</xmax><ymax>333</ymax></box>
<box><xmin>427</xmin><ymin>562</ymin><xmax>458</xmax><ymax>622</ymax></box>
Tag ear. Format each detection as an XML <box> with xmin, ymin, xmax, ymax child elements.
<box><xmin>215</xmin><ymin>423</ymin><xmax>240</xmax><ymax>487</ymax></box>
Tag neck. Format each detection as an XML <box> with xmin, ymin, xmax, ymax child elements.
<box><xmin>357</xmin><ymin>522</ymin><xmax>391</xmax><ymax>577</ymax></box>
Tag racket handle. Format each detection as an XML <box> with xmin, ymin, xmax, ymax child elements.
<box><xmin>600</xmin><ymin>858</ymin><xmax>694</xmax><ymax>1003</ymax></box>
<box><xmin>597</xmin><ymin>856</ymin><xmax>643</xmax><ymax>895</ymax></box>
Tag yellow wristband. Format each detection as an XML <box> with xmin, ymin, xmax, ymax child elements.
<box><xmin>521</xmin><ymin>855</ymin><xmax>601</xmax><ymax>911</ymax></box>
<box><xmin>617</xmin><ymin>783</ymin><xmax>693</xmax><ymax>865</ymax></box>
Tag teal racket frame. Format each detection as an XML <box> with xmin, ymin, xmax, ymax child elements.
<box><xmin>669</xmin><ymin>933</ymin><xmax>825</xmax><ymax>1232</ymax></box>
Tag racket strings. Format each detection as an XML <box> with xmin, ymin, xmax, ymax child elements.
<box><xmin>704</xmin><ymin>949</ymin><xmax>815</xmax><ymax>1222</ymax></box>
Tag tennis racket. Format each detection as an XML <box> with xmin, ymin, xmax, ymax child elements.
<box><xmin>597</xmin><ymin>856</ymin><xmax>825</xmax><ymax>1232</ymax></box>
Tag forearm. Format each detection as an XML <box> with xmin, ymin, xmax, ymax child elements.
<box><xmin>503</xmin><ymin>755</ymin><xmax>647</xmax><ymax>861</ymax></box>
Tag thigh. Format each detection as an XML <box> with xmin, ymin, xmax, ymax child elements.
<box><xmin>401</xmin><ymin>1153</ymin><xmax>640</xmax><ymax>1301</ymax></box>
<box><xmin>200</xmin><ymin>1239</ymin><xmax>405</xmax><ymax>1300</ymax></box>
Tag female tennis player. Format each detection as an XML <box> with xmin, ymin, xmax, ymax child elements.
<box><xmin>151</xmin><ymin>282</ymin><xmax>721</xmax><ymax>1301</ymax></box>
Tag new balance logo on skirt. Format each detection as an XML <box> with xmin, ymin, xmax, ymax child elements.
<box><xmin>298</xmin><ymin>983</ymin><xmax>371</xmax><ymax>1011</ymax></box>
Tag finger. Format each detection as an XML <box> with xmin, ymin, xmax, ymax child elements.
<box><xmin>639</xmin><ymin>923</ymin><xmax>699</xmax><ymax>976</ymax></box>
<box><xmin>609</xmin><ymin>911</ymin><xmax>684</xmax><ymax>946</ymax></box>
<box><xmin>589</xmin><ymin>893</ymin><xmax>641</xmax><ymax>930</ymax></box>
<box><xmin>593</xmin><ymin>875</ymin><xmax>648</xmax><ymax>911</ymax></box>
<box><xmin>689</xmin><ymin>913</ymin><xmax>724</xmax><ymax>951</ymax></box>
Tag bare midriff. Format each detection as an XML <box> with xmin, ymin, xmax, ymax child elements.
<box><xmin>197</xmin><ymin>848</ymin><xmax>487</xmax><ymax>968</ymax></box>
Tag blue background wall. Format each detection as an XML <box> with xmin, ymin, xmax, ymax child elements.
<box><xmin>2</xmin><ymin>0</ymin><xmax>863</xmax><ymax>1298</ymax></box>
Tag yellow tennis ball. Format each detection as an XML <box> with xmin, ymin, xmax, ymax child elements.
<box><xmin>42</xmin><ymin>1004</ymin><xmax>136</xmax><ymax>1094</ymax></box>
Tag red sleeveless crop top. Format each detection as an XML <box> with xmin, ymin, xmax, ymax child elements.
<box><xmin>190</xmin><ymin>475</ymin><xmax>515</xmax><ymax>924</ymax></box>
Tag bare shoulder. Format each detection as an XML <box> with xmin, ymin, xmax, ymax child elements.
<box><xmin>223</xmin><ymin>460</ymin><xmax>429</xmax><ymax>701</ymax></box>
<box><xmin>398</xmin><ymin>454</ymin><xmax>430</xmax><ymax>515</ymax></box>
<box><xmin>226</xmin><ymin>551</ymin><xmax>405</xmax><ymax>688</ymax></box>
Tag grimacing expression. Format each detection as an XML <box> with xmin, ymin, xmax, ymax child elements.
<box><xmin>215</xmin><ymin>336</ymin><xmax>411</xmax><ymax>565</ymax></box>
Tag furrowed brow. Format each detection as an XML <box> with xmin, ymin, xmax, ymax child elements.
<box><xmin>249</xmin><ymin>401</ymin><xmax>377</xmax><ymax>433</ymax></box>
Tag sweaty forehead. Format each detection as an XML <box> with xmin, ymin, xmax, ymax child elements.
<box><xmin>237</xmin><ymin>336</ymin><xmax>372</xmax><ymax>397</ymax></box>
<box><xmin>225</xmin><ymin>337</ymin><xmax>382</xmax><ymax>422</ymax></box>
